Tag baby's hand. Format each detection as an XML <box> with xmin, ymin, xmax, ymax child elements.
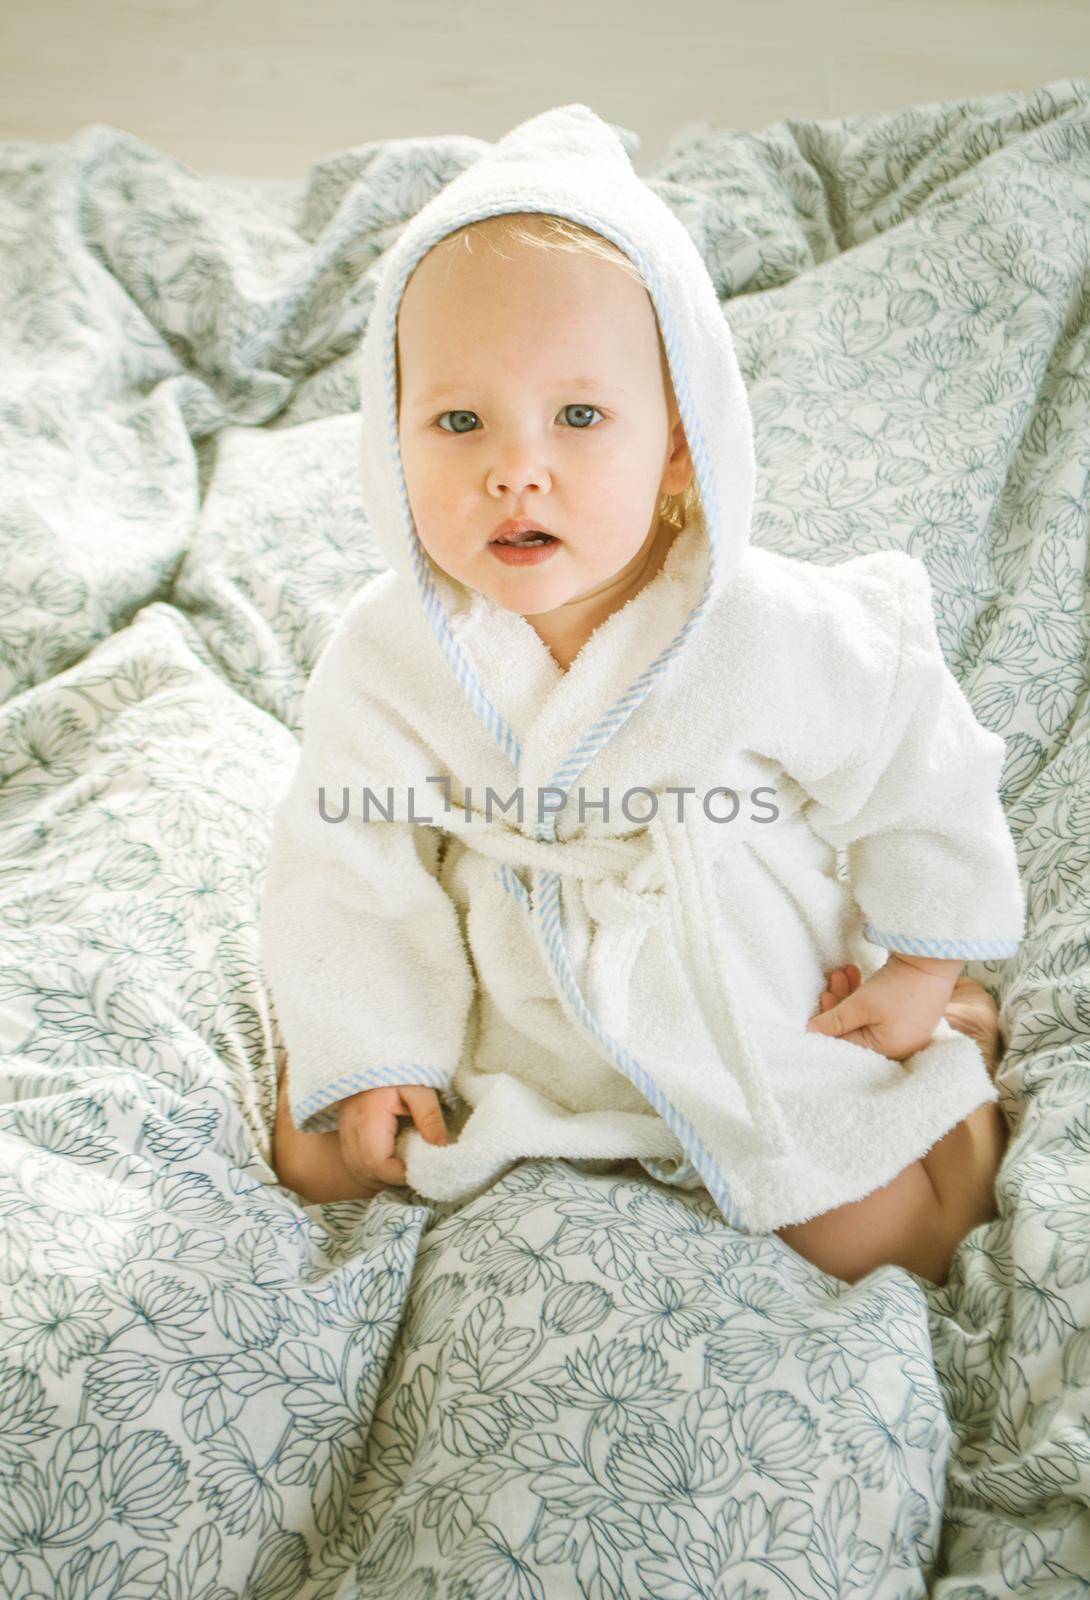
<box><xmin>336</xmin><ymin>1084</ymin><xmax>449</xmax><ymax>1191</ymax></box>
<box><xmin>805</xmin><ymin>955</ymin><xmax>962</xmax><ymax>1062</ymax></box>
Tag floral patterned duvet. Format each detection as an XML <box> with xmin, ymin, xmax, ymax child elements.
<box><xmin>1</xmin><ymin>77</ymin><xmax>1088</xmax><ymax>1598</ymax></box>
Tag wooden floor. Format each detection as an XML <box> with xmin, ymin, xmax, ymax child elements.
<box><xmin>3</xmin><ymin>0</ymin><xmax>1088</xmax><ymax>179</ymax></box>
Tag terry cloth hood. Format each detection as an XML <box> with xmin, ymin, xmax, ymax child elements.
<box><xmin>356</xmin><ymin>102</ymin><xmax>755</xmax><ymax>781</ymax></box>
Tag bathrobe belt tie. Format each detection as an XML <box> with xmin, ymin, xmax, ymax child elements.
<box><xmin>438</xmin><ymin>806</ymin><xmax>792</xmax><ymax>1156</ymax></box>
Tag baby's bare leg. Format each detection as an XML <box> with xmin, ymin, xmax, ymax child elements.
<box><xmin>272</xmin><ymin>1069</ymin><xmax>382</xmax><ymax>1204</ymax></box>
<box><xmin>777</xmin><ymin>1160</ymin><xmax>959</xmax><ymax>1285</ymax></box>
<box><xmin>777</xmin><ymin>974</ymin><xmax>1008</xmax><ymax>1285</ymax></box>
<box><xmin>917</xmin><ymin>977</ymin><xmax>1009</xmax><ymax>1246</ymax></box>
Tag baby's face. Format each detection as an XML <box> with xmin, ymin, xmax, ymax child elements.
<box><xmin>396</xmin><ymin>234</ymin><xmax>691</xmax><ymax>618</ymax></box>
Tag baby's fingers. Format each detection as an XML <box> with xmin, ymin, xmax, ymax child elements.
<box><xmin>338</xmin><ymin>1093</ymin><xmax>406</xmax><ymax>1186</ymax></box>
<box><xmin>341</xmin><ymin>1138</ymin><xmax>405</xmax><ymax>1188</ymax></box>
<box><xmin>806</xmin><ymin>984</ymin><xmax>876</xmax><ymax>1041</ymax></box>
<box><xmin>399</xmin><ymin>1085</ymin><xmax>450</xmax><ymax>1147</ymax></box>
<box><xmin>821</xmin><ymin>966</ymin><xmax>862</xmax><ymax>1008</ymax></box>
<box><xmin>346</xmin><ymin>1141</ymin><xmax>405</xmax><ymax>1188</ymax></box>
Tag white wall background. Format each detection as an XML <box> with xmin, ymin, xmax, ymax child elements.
<box><xmin>2</xmin><ymin>0</ymin><xmax>1088</xmax><ymax>178</ymax></box>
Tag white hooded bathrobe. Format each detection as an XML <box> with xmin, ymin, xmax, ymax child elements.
<box><xmin>258</xmin><ymin>103</ymin><xmax>1026</xmax><ymax>1234</ymax></box>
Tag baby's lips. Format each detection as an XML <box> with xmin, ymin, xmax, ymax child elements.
<box><xmin>490</xmin><ymin>517</ymin><xmax>557</xmax><ymax>543</ymax></box>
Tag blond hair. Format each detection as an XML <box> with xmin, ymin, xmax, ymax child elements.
<box><xmin>402</xmin><ymin>211</ymin><xmax>702</xmax><ymax>535</ymax></box>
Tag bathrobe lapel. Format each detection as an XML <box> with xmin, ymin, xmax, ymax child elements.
<box><xmin>455</xmin><ymin>518</ymin><xmax>709</xmax><ymax>800</ymax></box>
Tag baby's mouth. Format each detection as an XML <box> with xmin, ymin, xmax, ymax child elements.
<box><xmin>491</xmin><ymin>531</ymin><xmax>558</xmax><ymax>547</ymax></box>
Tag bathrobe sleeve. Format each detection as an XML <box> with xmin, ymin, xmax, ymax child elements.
<box><xmin>258</xmin><ymin>613</ymin><xmax>476</xmax><ymax>1134</ymax></box>
<box><xmin>796</xmin><ymin>552</ymin><xmax>1026</xmax><ymax>961</ymax></box>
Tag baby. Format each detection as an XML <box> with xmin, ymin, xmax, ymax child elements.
<box><xmin>261</xmin><ymin>106</ymin><xmax>1025</xmax><ymax>1287</ymax></box>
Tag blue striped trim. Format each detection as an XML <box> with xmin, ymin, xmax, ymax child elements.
<box><xmin>641</xmin><ymin>1154</ymin><xmax>704</xmax><ymax>1189</ymax></box>
<box><xmin>492</xmin><ymin>862</ymin><xmax>531</xmax><ymax>905</ymax></box>
<box><xmin>293</xmin><ymin>1063</ymin><xmax>451</xmax><ymax>1133</ymax></box>
<box><xmin>383</xmin><ymin>195</ymin><xmax>720</xmax><ymax>781</ymax></box>
<box><xmin>495</xmin><ymin>861</ymin><xmax>725</xmax><ymax>1210</ymax></box>
<box><xmin>530</xmin><ymin>866</ymin><xmax>748</xmax><ymax>1231</ymax></box>
<box><xmin>546</xmin><ymin>567</ymin><xmax>711</xmax><ymax>797</ymax></box>
<box><xmin>863</xmin><ymin>922</ymin><xmax>1021</xmax><ymax>960</ymax></box>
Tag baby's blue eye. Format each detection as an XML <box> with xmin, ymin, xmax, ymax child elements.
<box><xmin>562</xmin><ymin>404</ymin><xmax>602</xmax><ymax>428</ymax></box>
<box><xmin>437</xmin><ymin>410</ymin><xmax>478</xmax><ymax>434</ymax></box>
<box><xmin>435</xmin><ymin>404</ymin><xmax>603</xmax><ymax>433</ymax></box>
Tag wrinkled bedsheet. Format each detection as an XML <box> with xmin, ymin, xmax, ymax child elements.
<box><xmin>1</xmin><ymin>77</ymin><xmax>1088</xmax><ymax>1598</ymax></box>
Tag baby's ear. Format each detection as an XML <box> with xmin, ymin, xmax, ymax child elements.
<box><xmin>667</xmin><ymin>416</ymin><xmax>694</xmax><ymax>483</ymax></box>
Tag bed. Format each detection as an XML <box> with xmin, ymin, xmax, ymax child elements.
<box><xmin>1</xmin><ymin>76</ymin><xmax>1088</xmax><ymax>1598</ymax></box>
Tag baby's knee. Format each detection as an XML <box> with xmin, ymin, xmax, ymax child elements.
<box><xmin>776</xmin><ymin>1160</ymin><xmax>956</xmax><ymax>1286</ymax></box>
